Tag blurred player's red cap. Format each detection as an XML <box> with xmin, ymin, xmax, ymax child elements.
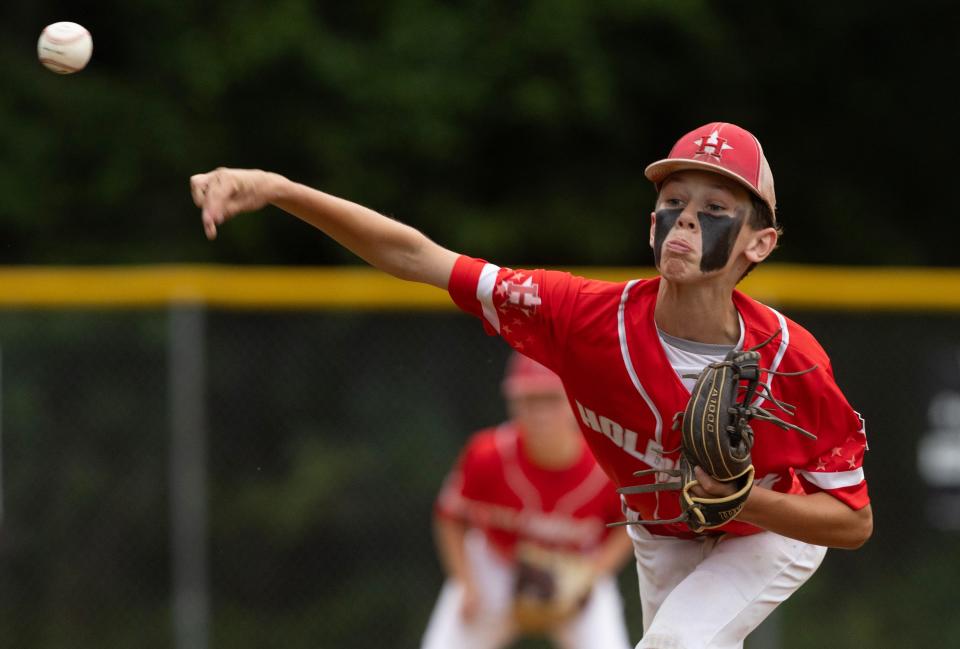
<box><xmin>644</xmin><ymin>122</ymin><xmax>777</xmax><ymax>219</ymax></box>
<box><xmin>501</xmin><ymin>352</ymin><xmax>565</xmax><ymax>398</ymax></box>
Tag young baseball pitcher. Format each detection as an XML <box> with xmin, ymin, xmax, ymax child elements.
<box><xmin>422</xmin><ymin>351</ymin><xmax>633</xmax><ymax>649</ymax></box>
<box><xmin>191</xmin><ymin>121</ymin><xmax>872</xmax><ymax>648</ymax></box>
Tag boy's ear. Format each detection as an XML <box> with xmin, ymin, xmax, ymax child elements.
<box><xmin>744</xmin><ymin>227</ymin><xmax>778</xmax><ymax>264</ymax></box>
<box><xmin>649</xmin><ymin>211</ymin><xmax>657</xmax><ymax>248</ymax></box>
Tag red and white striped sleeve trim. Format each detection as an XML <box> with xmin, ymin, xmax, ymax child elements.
<box><xmin>798</xmin><ymin>404</ymin><xmax>869</xmax><ymax>508</ymax></box>
<box><xmin>476</xmin><ymin>263</ymin><xmax>502</xmax><ymax>333</ymax></box>
<box><xmin>796</xmin><ymin>467</ymin><xmax>865</xmax><ymax>490</ymax></box>
<box><xmin>449</xmin><ymin>255</ymin><xmax>517</xmax><ymax>335</ymax></box>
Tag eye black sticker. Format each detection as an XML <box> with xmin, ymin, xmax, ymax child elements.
<box><xmin>697</xmin><ymin>210</ymin><xmax>744</xmax><ymax>272</ymax></box>
<box><xmin>653</xmin><ymin>208</ymin><xmax>683</xmax><ymax>268</ymax></box>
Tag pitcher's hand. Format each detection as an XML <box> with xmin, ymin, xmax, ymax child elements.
<box><xmin>190</xmin><ymin>168</ymin><xmax>282</xmax><ymax>239</ymax></box>
<box><xmin>459</xmin><ymin>579</ymin><xmax>481</xmax><ymax>622</ymax></box>
<box><xmin>690</xmin><ymin>465</ymin><xmax>739</xmax><ymax>499</ymax></box>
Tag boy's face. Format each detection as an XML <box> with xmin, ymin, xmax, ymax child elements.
<box><xmin>649</xmin><ymin>170</ymin><xmax>775</xmax><ymax>283</ymax></box>
<box><xmin>508</xmin><ymin>389</ymin><xmax>577</xmax><ymax>441</ymax></box>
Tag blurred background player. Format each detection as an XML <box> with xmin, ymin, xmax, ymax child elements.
<box><xmin>421</xmin><ymin>352</ymin><xmax>633</xmax><ymax>649</ymax></box>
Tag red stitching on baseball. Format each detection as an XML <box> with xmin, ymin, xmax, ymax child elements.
<box><xmin>39</xmin><ymin>58</ymin><xmax>82</xmax><ymax>73</ymax></box>
<box><xmin>41</xmin><ymin>26</ymin><xmax>89</xmax><ymax>46</ymax></box>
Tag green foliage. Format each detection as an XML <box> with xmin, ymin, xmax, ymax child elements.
<box><xmin>1</xmin><ymin>1</ymin><xmax>955</xmax><ymax>266</ymax></box>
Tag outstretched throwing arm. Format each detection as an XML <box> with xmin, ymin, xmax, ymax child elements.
<box><xmin>190</xmin><ymin>168</ymin><xmax>460</xmax><ymax>288</ymax></box>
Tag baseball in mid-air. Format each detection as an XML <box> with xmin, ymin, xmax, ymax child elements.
<box><xmin>37</xmin><ymin>22</ymin><xmax>93</xmax><ymax>74</ymax></box>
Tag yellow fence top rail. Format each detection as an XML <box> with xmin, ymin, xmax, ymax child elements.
<box><xmin>0</xmin><ymin>264</ymin><xmax>956</xmax><ymax>311</ymax></box>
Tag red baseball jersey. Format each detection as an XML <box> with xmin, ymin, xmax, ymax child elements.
<box><xmin>435</xmin><ymin>422</ymin><xmax>623</xmax><ymax>559</ymax></box>
<box><xmin>448</xmin><ymin>255</ymin><xmax>870</xmax><ymax>539</ymax></box>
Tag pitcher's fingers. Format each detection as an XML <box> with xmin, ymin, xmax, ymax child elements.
<box><xmin>691</xmin><ymin>466</ymin><xmax>714</xmax><ymax>495</ymax></box>
<box><xmin>190</xmin><ymin>173</ymin><xmax>212</xmax><ymax>207</ymax></box>
<box><xmin>203</xmin><ymin>216</ymin><xmax>218</xmax><ymax>240</ymax></box>
<box><xmin>201</xmin><ymin>204</ymin><xmax>217</xmax><ymax>238</ymax></box>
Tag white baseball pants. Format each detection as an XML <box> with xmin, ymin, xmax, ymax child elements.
<box><xmin>420</xmin><ymin>530</ymin><xmax>633</xmax><ymax>649</ymax></box>
<box><xmin>626</xmin><ymin>515</ymin><xmax>827</xmax><ymax>649</ymax></box>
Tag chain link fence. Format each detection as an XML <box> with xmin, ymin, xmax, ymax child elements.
<box><xmin>0</xmin><ymin>302</ymin><xmax>957</xmax><ymax>649</ymax></box>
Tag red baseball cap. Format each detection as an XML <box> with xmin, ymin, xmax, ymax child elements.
<box><xmin>644</xmin><ymin>122</ymin><xmax>777</xmax><ymax>219</ymax></box>
<box><xmin>501</xmin><ymin>352</ymin><xmax>565</xmax><ymax>398</ymax></box>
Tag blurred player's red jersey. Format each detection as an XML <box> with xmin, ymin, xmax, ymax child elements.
<box><xmin>448</xmin><ymin>256</ymin><xmax>870</xmax><ymax>539</ymax></box>
<box><xmin>435</xmin><ymin>423</ymin><xmax>623</xmax><ymax>558</ymax></box>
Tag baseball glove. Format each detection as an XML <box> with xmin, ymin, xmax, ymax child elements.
<box><xmin>615</xmin><ymin>330</ymin><xmax>816</xmax><ymax>533</ymax></box>
<box><xmin>511</xmin><ymin>543</ymin><xmax>594</xmax><ymax>634</ymax></box>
